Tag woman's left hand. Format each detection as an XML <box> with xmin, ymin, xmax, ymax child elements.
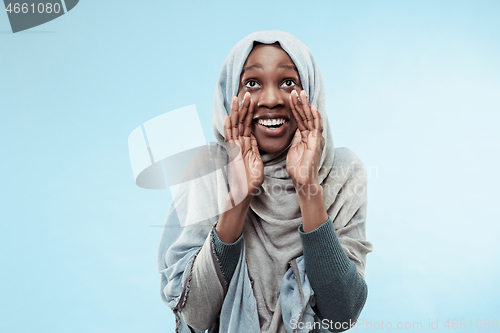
<box><xmin>286</xmin><ymin>89</ymin><xmax>325</xmax><ymax>187</ymax></box>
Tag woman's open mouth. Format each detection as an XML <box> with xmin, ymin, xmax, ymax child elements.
<box><xmin>255</xmin><ymin>118</ymin><xmax>288</xmax><ymax>137</ymax></box>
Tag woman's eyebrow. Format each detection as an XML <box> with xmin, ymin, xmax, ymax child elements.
<box><xmin>240</xmin><ymin>64</ymin><xmax>298</xmax><ymax>75</ymax></box>
<box><xmin>241</xmin><ymin>64</ymin><xmax>262</xmax><ymax>75</ymax></box>
<box><xmin>278</xmin><ymin>64</ymin><xmax>298</xmax><ymax>73</ymax></box>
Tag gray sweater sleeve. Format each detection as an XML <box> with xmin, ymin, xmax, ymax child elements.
<box><xmin>212</xmin><ymin>226</ymin><xmax>243</xmax><ymax>285</ymax></box>
<box><xmin>212</xmin><ymin>217</ymin><xmax>367</xmax><ymax>332</ymax></box>
<box><xmin>298</xmin><ymin>216</ymin><xmax>367</xmax><ymax>332</ymax></box>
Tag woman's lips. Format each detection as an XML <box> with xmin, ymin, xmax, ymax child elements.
<box><xmin>255</xmin><ymin>120</ymin><xmax>289</xmax><ymax>137</ymax></box>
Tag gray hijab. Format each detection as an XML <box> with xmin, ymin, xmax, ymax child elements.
<box><xmin>158</xmin><ymin>30</ymin><xmax>372</xmax><ymax>333</ymax></box>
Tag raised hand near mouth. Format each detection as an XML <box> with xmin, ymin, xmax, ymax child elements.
<box><xmin>286</xmin><ymin>89</ymin><xmax>326</xmax><ymax>188</ymax></box>
<box><xmin>224</xmin><ymin>92</ymin><xmax>264</xmax><ymax>203</ymax></box>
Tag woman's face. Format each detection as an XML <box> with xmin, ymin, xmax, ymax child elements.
<box><xmin>237</xmin><ymin>43</ymin><xmax>302</xmax><ymax>154</ymax></box>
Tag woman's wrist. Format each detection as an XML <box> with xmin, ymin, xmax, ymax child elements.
<box><xmin>216</xmin><ymin>191</ymin><xmax>253</xmax><ymax>243</ymax></box>
<box><xmin>296</xmin><ymin>182</ymin><xmax>329</xmax><ymax>233</ymax></box>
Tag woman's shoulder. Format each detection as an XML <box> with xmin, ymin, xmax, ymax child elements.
<box><xmin>323</xmin><ymin>147</ymin><xmax>368</xmax><ymax>188</ymax></box>
<box><xmin>332</xmin><ymin>147</ymin><xmax>366</xmax><ymax>172</ymax></box>
<box><xmin>178</xmin><ymin>143</ymin><xmax>228</xmax><ymax>183</ymax></box>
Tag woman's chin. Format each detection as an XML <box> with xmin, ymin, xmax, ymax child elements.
<box><xmin>253</xmin><ymin>128</ymin><xmax>296</xmax><ymax>154</ymax></box>
<box><xmin>257</xmin><ymin>141</ymin><xmax>291</xmax><ymax>155</ymax></box>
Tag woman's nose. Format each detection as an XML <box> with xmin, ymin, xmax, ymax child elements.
<box><xmin>257</xmin><ymin>86</ymin><xmax>284</xmax><ymax>109</ymax></box>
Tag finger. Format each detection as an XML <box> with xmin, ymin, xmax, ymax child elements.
<box><xmin>243</xmin><ymin>98</ymin><xmax>254</xmax><ymax>137</ymax></box>
<box><xmin>300</xmin><ymin>90</ymin><xmax>314</xmax><ymax>131</ymax></box>
<box><xmin>224</xmin><ymin>115</ymin><xmax>232</xmax><ymax>142</ymax></box>
<box><xmin>290</xmin><ymin>91</ymin><xmax>308</xmax><ymax>132</ymax></box>
<box><xmin>311</xmin><ymin>105</ymin><xmax>322</xmax><ymax>132</ymax></box>
<box><xmin>250</xmin><ymin>133</ymin><xmax>260</xmax><ymax>155</ymax></box>
<box><xmin>238</xmin><ymin>92</ymin><xmax>250</xmax><ymax>135</ymax></box>
<box><xmin>313</xmin><ymin>128</ymin><xmax>325</xmax><ymax>153</ymax></box>
<box><xmin>306</xmin><ymin>130</ymin><xmax>319</xmax><ymax>154</ymax></box>
<box><xmin>241</xmin><ymin>136</ymin><xmax>251</xmax><ymax>155</ymax></box>
<box><xmin>290</xmin><ymin>128</ymin><xmax>302</xmax><ymax>149</ymax></box>
<box><xmin>230</xmin><ymin>96</ymin><xmax>240</xmax><ymax>140</ymax></box>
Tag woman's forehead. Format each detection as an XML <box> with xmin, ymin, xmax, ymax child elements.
<box><xmin>242</xmin><ymin>43</ymin><xmax>298</xmax><ymax>74</ymax></box>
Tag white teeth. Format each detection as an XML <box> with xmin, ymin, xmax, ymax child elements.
<box><xmin>258</xmin><ymin>118</ymin><xmax>285</xmax><ymax>127</ymax></box>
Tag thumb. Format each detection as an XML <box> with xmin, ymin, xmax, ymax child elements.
<box><xmin>290</xmin><ymin>128</ymin><xmax>301</xmax><ymax>148</ymax></box>
<box><xmin>250</xmin><ymin>133</ymin><xmax>260</xmax><ymax>156</ymax></box>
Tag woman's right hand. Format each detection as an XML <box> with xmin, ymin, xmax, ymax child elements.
<box><xmin>224</xmin><ymin>92</ymin><xmax>264</xmax><ymax>205</ymax></box>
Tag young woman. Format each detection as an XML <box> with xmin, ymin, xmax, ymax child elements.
<box><xmin>158</xmin><ymin>30</ymin><xmax>373</xmax><ymax>333</ymax></box>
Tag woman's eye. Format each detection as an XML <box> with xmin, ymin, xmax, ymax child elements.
<box><xmin>281</xmin><ymin>79</ymin><xmax>297</xmax><ymax>88</ymax></box>
<box><xmin>245</xmin><ymin>80</ymin><xmax>260</xmax><ymax>88</ymax></box>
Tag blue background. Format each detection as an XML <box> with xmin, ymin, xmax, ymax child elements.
<box><xmin>1</xmin><ymin>0</ymin><xmax>499</xmax><ymax>332</ymax></box>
